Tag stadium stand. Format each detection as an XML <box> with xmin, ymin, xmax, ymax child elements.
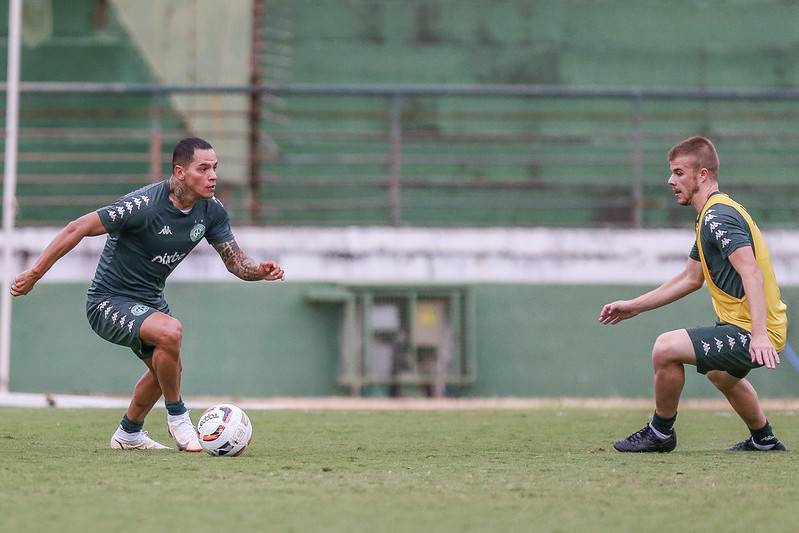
<box><xmin>0</xmin><ymin>0</ymin><xmax>188</xmax><ymax>225</ymax></box>
<box><xmin>2</xmin><ymin>0</ymin><xmax>799</xmax><ymax>228</ymax></box>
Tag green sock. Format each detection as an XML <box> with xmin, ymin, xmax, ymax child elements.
<box><xmin>120</xmin><ymin>414</ymin><xmax>143</xmax><ymax>434</ymax></box>
<box><xmin>165</xmin><ymin>398</ymin><xmax>187</xmax><ymax>416</ymax></box>
<box><xmin>750</xmin><ymin>421</ymin><xmax>774</xmax><ymax>445</ymax></box>
<box><xmin>651</xmin><ymin>411</ymin><xmax>676</xmax><ymax>435</ymax></box>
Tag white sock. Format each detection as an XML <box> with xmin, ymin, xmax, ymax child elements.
<box><xmin>114</xmin><ymin>427</ymin><xmax>143</xmax><ymax>442</ymax></box>
<box><xmin>648</xmin><ymin>423</ymin><xmax>671</xmax><ymax>440</ymax></box>
<box><xmin>167</xmin><ymin>411</ymin><xmax>191</xmax><ymax>423</ymax></box>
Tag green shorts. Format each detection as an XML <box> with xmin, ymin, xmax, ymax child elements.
<box><xmin>688</xmin><ymin>323</ymin><xmax>761</xmax><ymax>379</ymax></box>
<box><xmin>86</xmin><ymin>296</ymin><xmax>170</xmax><ymax>359</ymax></box>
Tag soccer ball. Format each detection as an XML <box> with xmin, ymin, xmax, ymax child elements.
<box><xmin>196</xmin><ymin>403</ymin><xmax>253</xmax><ymax>457</ymax></box>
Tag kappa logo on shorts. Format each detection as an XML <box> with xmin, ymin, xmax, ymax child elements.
<box><xmin>190</xmin><ymin>223</ymin><xmax>206</xmax><ymax>242</ymax></box>
<box><xmin>726</xmin><ymin>335</ymin><xmax>736</xmax><ymax>349</ymax></box>
<box><xmin>117</xmin><ymin>313</ymin><xmax>135</xmax><ymax>333</ymax></box>
<box><xmin>130</xmin><ymin>304</ymin><xmax>150</xmax><ymax>316</ymax></box>
<box><xmin>714</xmin><ymin>337</ymin><xmax>724</xmax><ymax>353</ymax></box>
<box><xmin>702</xmin><ymin>340</ymin><xmax>711</xmax><ymax>355</ymax></box>
<box><xmin>739</xmin><ymin>333</ymin><xmax>750</xmax><ymax>347</ymax></box>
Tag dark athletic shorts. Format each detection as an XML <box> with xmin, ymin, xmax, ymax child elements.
<box><xmin>688</xmin><ymin>322</ymin><xmax>761</xmax><ymax>379</ymax></box>
<box><xmin>86</xmin><ymin>296</ymin><xmax>170</xmax><ymax>359</ymax></box>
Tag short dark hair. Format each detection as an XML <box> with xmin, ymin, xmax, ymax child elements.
<box><xmin>668</xmin><ymin>136</ymin><xmax>719</xmax><ymax>179</ymax></box>
<box><xmin>172</xmin><ymin>137</ymin><xmax>213</xmax><ymax>169</ymax></box>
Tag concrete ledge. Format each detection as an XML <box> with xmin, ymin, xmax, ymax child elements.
<box><xmin>2</xmin><ymin>392</ymin><xmax>799</xmax><ymax>410</ymax></box>
<box><xmin>7</xmin><ymin>226</ymin><xmax>799</xmax><ymax>285</ymax></box>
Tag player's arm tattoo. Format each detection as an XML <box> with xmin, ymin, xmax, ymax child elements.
<box><xmin>212</xmin><ymin>239</ymin><xmax>262</xmax><ymax>280</ymax></box>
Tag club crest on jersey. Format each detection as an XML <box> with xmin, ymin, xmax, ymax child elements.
<box><xmin>190</xmin><ymin>223</ymin><xmax>206</xmax><ymax>242</ymax></box>
<box><xmin>130</xmin><ymin>304</ymin><xmax>150</xmax><ymax>316</ymax></box>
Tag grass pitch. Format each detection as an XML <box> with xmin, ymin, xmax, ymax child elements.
<box><xmin>1</xmin><ymin>405</ymin><xmax>798</xmax><ymax>532</ymax></box>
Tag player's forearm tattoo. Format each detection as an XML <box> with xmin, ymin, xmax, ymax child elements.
<box><xmin>213</xmin><ymin>239</ymin><xmax>262</xmax><ymax>280</ymax></box>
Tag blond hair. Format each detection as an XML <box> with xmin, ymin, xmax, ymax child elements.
<box><xmin>668</xmin><ymin>136</ymin><xmax>719</xmax><ymax>179</ymax></box>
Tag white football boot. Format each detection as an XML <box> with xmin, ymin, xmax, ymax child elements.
<box><xmin>110</xmin><ymin>427</ymin><xmax>171</xmax><ymax>450</ymax></box>
<box><xmin>167</xmin><ymin>411</ymin><xmax>203</xmax><ymax>452</ymax></box>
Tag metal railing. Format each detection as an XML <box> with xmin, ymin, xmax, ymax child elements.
<box><xmin>3</xmin><ymin>82</ymin><xmax>799</xmax><ymax>228</ymax></box>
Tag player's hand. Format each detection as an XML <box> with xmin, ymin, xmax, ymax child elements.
<box><xmin>749</xmin><ymin>333</ymin><xmax>780</xmax><ymax>369</ymax></box>
<box><xmin>257</xmin><ymin>261</ymin><xmax>285</xmax><ymax>281</ymax></box>
<box><xmin>598</xmin><ymin>300</ymin><xmax>639</xmax><ymax>325</ymax></box>
<box><xmin>10</xmin><ymin>269</ymin><xmax>39</xmax><ymax>296</ymax></box>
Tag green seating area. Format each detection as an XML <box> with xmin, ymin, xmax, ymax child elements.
<box><xmin>259</xmin><ymin>90</ymin><xmax>799</xmax><ymax>227</ymax></box>
<box><xmin>0</xmin><ymin>0</ymin><xmax>185</xmax><ymax>224</ymax></box>
<box><xmin>2</xmin><ymin>0</ymin><xmax>799</xmax><ymax>228</ymax></box>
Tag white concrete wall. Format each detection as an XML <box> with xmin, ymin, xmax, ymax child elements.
<box><xmin>9</xmin><ymin>226</ymin><xmax>799</xmax><ymax>286</ymax></box>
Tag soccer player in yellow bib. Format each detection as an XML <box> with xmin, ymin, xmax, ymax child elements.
<box><xmin>599</xmin><ymin>136</ymin><xmax>787</xmax><ymax>452</ymax></box>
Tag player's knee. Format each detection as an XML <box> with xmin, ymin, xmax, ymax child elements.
<box><xmin>652</xmin><ymin>329</ymin><xmax>696</xmax><ymax>371</ymax></box>
<box><xmin>651</xmin><ymin>332</ymin><xmax>679</xmax><ymax>368</ymax></box>
<box><xmin>151</xmin><ymin>318</ymin><xmax>183</xmax><ymax>353</ymax></box>
<box><xmin>160</xmin><ymin>323</ymin><xmax>183</xmax><ymax>352</ymax></box>
<box><xmin>141</xmin><ymin>313</ymin><xmax>184</xmax><ymax>353</ymax></box>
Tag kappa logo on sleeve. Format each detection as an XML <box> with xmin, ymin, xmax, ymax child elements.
<box><xmin>106</xmin><ymin>194</ymin><xmax>151</xmax><ymax>221</ymax></box>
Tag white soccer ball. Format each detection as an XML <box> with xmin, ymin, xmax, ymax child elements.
<box><xmin>196</xmin><ymin>403</ymin><xmax>253</xmax><ymax>457</ymax></box>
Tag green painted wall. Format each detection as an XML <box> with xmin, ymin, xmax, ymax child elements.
<box><xmin>9</xmin><ymin>282</ymin><xmax>341</xmax><ymax>397</ymax></box>
<box><xmin>10</xmin><ymin>282</ymin><xmax>799</xmax><ymax>399</ymax></box>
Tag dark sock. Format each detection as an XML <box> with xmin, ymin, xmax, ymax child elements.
<box><xmin>750</xmin><ymin>421</ymin><xmax>775</xmax><ymax>445</ymax></box>
<box><xmin>120</xmin><ymin>414</ymin><xmax>143</xmax><ymax>434</ymax></box>
<box><xmin>651</xmin><ymin>411</ymin><xmax>677</xmax><ymax>435</ymax></box>
<box><xmin>165</xmin><ymin>397</ymin><xmax>187</xmax><ymax>416</ymax></box>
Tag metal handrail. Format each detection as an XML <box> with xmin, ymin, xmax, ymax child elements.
<box><xmin>2</xmin><ymin>83</ymin><xmax>799</xmax><ymax>228</ymax></box>
<box><xmin>6</xmin><ymin>81</ymin><xmax>799</xmax><ymax>98</ymax></box>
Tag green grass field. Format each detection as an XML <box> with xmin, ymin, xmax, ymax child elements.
<box><xmin>1</xmin><ymin>405</ymin><xmax>798</xmax><ymax>532</ymax></box>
